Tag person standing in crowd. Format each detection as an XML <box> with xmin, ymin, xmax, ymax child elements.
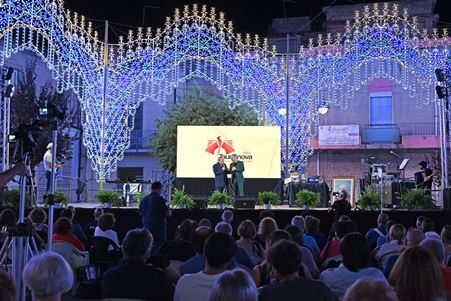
<box><xmin>213</xmin><ymin>156</ymin><xmax>229</xmax><ymax>192</ymax></box>
<box><xmin>230</xmin><ymin>154</ymin><xmax>245</xmax><ymax>197</ymax></box>
<box><xmin>139</xmin><ymin>181</ymin><xmax>171</xmax><ymax>249</ymax></box>
<box><xmin>174</xmin><ymin>232</ymin><xmax>237</xmax><ymax>301</ymax></box>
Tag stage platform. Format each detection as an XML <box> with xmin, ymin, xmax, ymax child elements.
<box><xmin>11</xmin><ymin>204</ymin><xmax>451</xmax><ymax>242</ymax></box>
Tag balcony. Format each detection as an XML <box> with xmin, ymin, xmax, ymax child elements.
<box><xmin>128</xmin><ymin>130</ymin><xmax>156</xmax><ymax>151</ymax></box>
<box><xmin>362</xmin><ymin>124</ymin><xmax>401</xmax><ymax>144</ymax></box>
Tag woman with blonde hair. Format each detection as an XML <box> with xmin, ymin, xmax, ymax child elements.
<box><xmin>376</xmin><ymin>224</ymin><xmax>406</xmax><ymax>268</ymax></box>
<box><xmin>256</xmin><ymin>217</ymin><xmax>278</xmax><ymax>249</ymax></box>
<box><xmin>389</xmin><ymin>246</ymin><xmax>447</xmax><ymax>301</ymax></box>
<box><xmin>209</xmin><ymin>269</ymin><xmax>257</xmax><ymax>301</ymax></box>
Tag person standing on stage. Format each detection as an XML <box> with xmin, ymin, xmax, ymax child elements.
<box><xmin>43</xmin><ymin>142</ymin><xmax>62</xmax><ymax>193</ymax></box>
<box><xmin>331</xmin><ymin>190</ymin><xmax>351</xmax><ymax>221</ymax></box>
<box><xmin>230</xmin><ymin>154</ymin><xmax>245</xmax><ymax>197</ymax></box>
<box><xmin>213</xmin><ymin>156</ymin><xmax>228</xmax><ymax>192</ymax></box>
<box><xmin>416</xmin><ymin>161</ymin><xmax>435</xmax><ymax>192</ymax></box>
<box><xmin>139</xmin><ymin>182</ymin><xmax>172</xmax><ymax>249</ymax></box>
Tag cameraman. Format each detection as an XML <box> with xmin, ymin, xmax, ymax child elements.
<box><xmin>0</xmin><ymin>163</ymin><xmax>28</xmax><ymax>188</ymax></box>
<box><xmin>330</xmin><ymin>190</ymin><xmax>351</xmax><ymax>221</ymax></box>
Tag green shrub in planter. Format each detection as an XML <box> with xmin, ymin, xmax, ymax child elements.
<box><xmin>170</xmin><ymin>187</ymin><xmax>194</xmax><ymax>208</ymax></box>
<box><xmin>133</xmin><ymin>191</ymin><xmax>147</xmax><ymax>205</ymax></box>
<box><xmin>1</xmin><ymin>189</ymin><xmax>31</xmax><ymax>208</ymax></box>
<box><xmin>401</xmin><ymin>189</ymin><xmax>435</xmax><ymax>210</ymax></box>
<box><xmin>95</xmin><ymin>190</ymin><xmax>122</xmax><ymax>207</ymax></box>
<box><xmin>257</xmin><ymin>191</ymin><xmax>281</xmax><ymax>206</ymax></box>
<box><xmin>358</xmin><ymin>187</ymin><xmax>380</xmax><ymax>210</ymax></box>
<box><xmin>208</xmin><ymin>191</ymin><xmax>233</xmax><ymax>207</ymax></box>
<box><xmin>54</xmin><ymin>191</ymin><xmax>68</xmax><ymax>207</ymax></box>
<box><xmin>295</xmin><ymin>190</ymin><xmax>320</xmax><ymax>208</ymax></box>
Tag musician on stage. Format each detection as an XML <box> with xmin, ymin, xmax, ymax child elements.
<box><xmin>230</xmin><ymin>154</ymin><xmax>245</xmax><ymax>197</ymax></box>
<box><xmin>416</xmin><ymin>161</ymin><xmax>436</xmax><ymax>193</ymax></box>
<box><xmin>213</xmin><ymin>156</ymin><xmax>228</xmax><ymax>192</ymax></box>
<box><xmin>43</xmin><ymin>142</ymin><xmax>62</xmax><ymax>193</ymax></box>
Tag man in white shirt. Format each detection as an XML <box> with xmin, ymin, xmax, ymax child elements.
<box><xmin>43</xmin><ymin>142</ymin><xmax>61</xmax><ymax>193</ymax></box>
<box><xmin>174</xmin><ymin>232</ymin><xmax>237</xmax><ymax>301</ymax></box>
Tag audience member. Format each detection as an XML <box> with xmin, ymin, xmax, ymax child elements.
<box><xmin>420</xmin><ymin>238</ymin><xmax>451</xmax><ymax>294</ymax></box>
<box><xmin>0</xmin><ymin>209</ymin><xmax>16</xmax><ymax>244</ymax></box>
<box><xmin>236</xmin><ymin>219</ymin><xmax>263</xmax><ymax>264</ymax></box>
<box><xmin>365</xmin><ymin>213</ymin><xmax>389</xmax><ymax>250</ymax></box>
<box><xmin>179</xmin><ymin>226</ymin><xmax>213</xmax><ymax>275</ymax></box>
<box><xmin>320</xmin><ymin>233</ymin><xmax>387</xmax><ymax>299</ymax></box>
<box><xmin>94</xmin><ymin>213</ymin><xmax>120</xmax><ymax>250</ymax></box>
<box><xmin>441</xmin><ymin>224</ymin><xmax>451</xmax><ymax>265</ymax></box>
<box><xmin>255</xmin><ymin>217</ymin><xmax>278</xmax><ymax>249</ymax></box>
<box><xmin>0</xmin><ymin>269</ymin><xmax>16</xmax><ymax>301</ymax></box>
<box><xmin>376</xmin><ymin>219</ymin><xmax>396</xmax><ymax>247</ymax></box>
<box><xmin>209</xmin><ymin>269</ymin><xmax>258</xmax><ymax>301</ymax></box>
<box><xmin>102</xmin><ymin>228</ymin><xmax>174</xmax><ymax>300</ymax></box>
<box><xmin>215</xmin><ymin>221</ymin><xmax>254</xmax><ymax>269</ymax></box>
<box><xmin>60</xmin><ymin>207</ymin><xmax>87</xmax><ymax>245</ymax></box>
<box><xmin>252</xmin><ymin>230</ymin><xmax>291</xmax><ymax>287</ymax></box>
<box><xmin>305</xmin><ymin>215</ymin><xmax>327</xmax><ymax>250</ymax></box>
<box><xmin>52</xmin><ymin>217</ymin><xmax>85</xmax><ymax>251</ymax></box>
<box><xmin>376</xmin><ymin>224</ymin><xmax>406</xmax><ymax>268</ymax></box>
<box><xmin>28</xmin><ymin>207</ymin><xmax>48</xmax><ymax>234</ymax></box>
<box><xmin>320</xmin><ymin>220</ymin><xmax>357</xmax><ymax>263</ymax></box>
<box><xmin>389</xmin><ymin>246</ymin><xmax>447</xmax><ymax>301</ymax></box>
<box><xmin>157</xmin><ymin>219</ymin><xmax>197</xmax><ymax>262</ymax></box>
<box><xmin>174</xmin><ymin>232</ymin><xmax>237</xmax><ymax>301</ymax></box>
<box><xmin>285</xmin><ymin>225</ymin><xmax>319</xmax><ymax>278</ymax></box>
<box><xmin>199</xmin><ymin>218</ymin><xmax>212</xmax><ymax>228</ymax></box>
<box><xmin>23</xmin><ymin>251</ymin><xmax>73</xmax><ymax>301</ymax></box>
<box><xmin>258</xmin><ymin>210</ymin><xmax>274</xmax><ymax>222</ymax></box>
<box><xmin>139</xmin><ymin>181</ymin><xmax>172</xmax><ymax>249</ymax></box>
<box><xmin>416</xmin><ymin>216</ymin><xmax>427</xmax><ymax>229</ymax></box>
<box><xmin>383</xmin><ymin>228</ymin><xmax>425</xmax><ymax>276</ymax></box>
<box><xmin>85</xmin><ymin>207</ymin><xmax>104</xmax><ymax>237</ymax></box>
<box><xmin>290</xmin><ymin>215</ymin><xmax>320</xmax><ymax>255</ymax></box>
<box><xmin>420</xmin><ymin>218</ymin><xmax>435</xmax><ymax>233</ymax></box>
<box><xmin>259</xmin><ymin>240</ymin><xmax>336</xmax><ymax>301</ymax></box>
<box><xmin>24</xmin><ymin>217</ymin><xmax>46</xmax><ymax>250</ymax></box>
<box><xmin>221</xmin><ymin>210</ymin><xmax>234</xmax><ymax>224</ymax></box>
<box><xmin>343</xmin><ymin>277</ymin><xmax>399</xmax><ymax>301</ymax></box>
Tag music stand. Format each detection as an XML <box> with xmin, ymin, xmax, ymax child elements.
<box><xmin>399</xmin><ymin>159</ymin><xmax>410</xmax><ymax>180</ymax></box>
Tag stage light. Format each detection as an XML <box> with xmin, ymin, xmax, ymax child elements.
<box><xmin>5</xmin><ymin>84</ymin><xmax>15</xmax><ymax>98</ymax></box>
<box><xmin>278</xmin><ymin>108</ymin><xmax>287</xmax><ymax>116</ymax></box>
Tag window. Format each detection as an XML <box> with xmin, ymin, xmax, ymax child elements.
<box><xmin>369</xmin><ymin>94</ymin><xmax>393</xmax><ymax>125</ymax></box>
<box><xmin>117</xmin><ymin>167</ymin><xmax>143</xmax><ymax>181</ymax></box>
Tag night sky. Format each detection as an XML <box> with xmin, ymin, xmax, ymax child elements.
<box><xmin>63</xmin><ymin>0</ymin><xmax>451</xmax><ymax>41</ymax></box>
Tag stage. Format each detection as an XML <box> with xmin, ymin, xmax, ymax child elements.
<box><xmin>9</xmin><ymin>205</ymin><xmax>450</xmax><ymax>242</ymax></box>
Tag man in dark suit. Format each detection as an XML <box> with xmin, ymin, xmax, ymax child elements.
<box><xmin>230</xmin><ymin>154</ymin><xmax>245</xmax><ymax>197</ymax></box>
<box><xmin>213</xmin><ymin>156</ymin><xmax>228</xmax><ymax>192</ymax></box>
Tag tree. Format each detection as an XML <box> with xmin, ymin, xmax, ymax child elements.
<box><xmin>149</xmin><ymin>87</ymin><xmax>259</xmax><ymax>172</ymax></box>
<box><xmin>10</xmin><ymin>61</ymin><xmax>79</xmax><ymax>167</ymax></box>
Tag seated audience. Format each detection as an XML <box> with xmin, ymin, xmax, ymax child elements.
<box><xmin>52</xmin><ymin>217</ymin><xmax>85</xmax><ymax>251</ymax></box>
<box><xmin>343</xmin><ymin>277</ymin><xmax>399</xmax><ymax>301</ymax></box>
<box><xmin>157</xmin><ymin>219</ymin><xmax>197</xmax><ymax>262</ymax></box>
<box><xmin>23</xmin><ymin>251</ymin><xmax>73</xmax><ymax>301</ymax></box>
<box><xmin>416</xmin><ymin>215</ymin><xmax>427</xmax><ymax>229</ymax></box>
<box><xmin>441</xmin><ymin>224</ymin><xmax>451</xmax><ymax>265</ymax></box>
<box><xmin>376</xmin><ymin>224</ymin><xmax>406</xmax><ymax>268</ymax></box>
<box><xmin>94</xmin><ymin>213</ymin><xmax>120</xmax><ymax>250</ymax></box>
<box><xmin>320</xmin><ymin>220</ymin><xmax>356</xmax><ymax>264</ymax></box>
<box><xmin>252</xmin><ymin>230</ymin><xmax>291</xmax><ymax>287</ymax></box>
<box><xmin>236</xmin><ymin>220</ymin><xmax>263</xmax><ymax>264</ymax></box>
<box><xmin>102</xmin><ymin>228</ymin><xmax>174</xmax><ymax>300</ymax></box>
<box><xmin>209</xmin><ymin>269</ymin><xmax>258</xmax><ymax>301</ymax></box>
<box><xmin>291</xmin><ymin>215</ymin><xmax>320</xmax><ymax>255</ymax></box>
<box><xmin>174</xmin><ymin>232</ymin><xmax>237</xmax><ymax>301</ymax></box>
<box><xmin>259</xmin><ymin>240</ymin><xmax>336</xmax><ymax>301</ymax></box>
<box><xmin>198</xmin><ymin>218</ymin><xmax>212</xmax><ymax>228</ymax></box>
<box><xmin>28</xmin><ymin>207</ymin><xmax>49</xmax><ymax>235</ymax></box>
<box><xmin>365</xmin><ymin>213</ymin><xmax>389</xmax><ymax>250</ymax></box>
<box><xmin>24</xmin><ymin>217</ymin><xmax>46</xmax><ymax>250</ymax></box>
<box><xmin>179</xmin><ymin>226</ymin><xmax>213</xmax><ymax>275</ymax></box>
<box><xmin>0</xmin><ymin>269</ymin><xmax>16</xmax><ymax>301</ymax></box>
<box><xmin>305</xmin><ymin>215</ymin><xmax>327</xmax><ymax>250</ymax></box>
<box><xmin>222</xmin><ymin>210</ymin><xmax>234</xmax><ymax>224</ymax></box>
<box><xmin>383</xmin><ymin>228</ymin><xmax>425</xmax><ymax>277</ymax></box>
<box><xmin>376</xmin><ymin>219</ymin><xmax>395</xmax><ymax>247</ymax></box>
<box><xmin>60</xmin><ymin>207</ymin><xmax>87</xmax><ymax>245</ymax></box>
<box><xmin>420</xmin><ymin>218</ymin><xmax>435</xmax><ymax>234</ymax></box>
<box><xmin>285</xmin><ymin>225</ymin><xmax>319</xmax><ymax>278</ymax></box>
<box><xmin>420</xmin><ymin>238</ymin><xmax>451</xmax><ymax>294</ymax></box>
<box><xmin>255</xmin><ymin>217</ymin><xmax>278</xmax><ymax>249</ymax></box>
<box><xmin>320</xmin><ymin>233</ymin><xmax>387</xmax><ymax>299</ymax></box>
<box><xmin>85</xmin><ymin>207</ymin><xmax>104</xmax><ymax>237</ymax></box>
<box><xmin>389</xmin><ymin>246</ymin><xmax>447</xmax><ymax>301</ymax></box>
<box><xmin>215</xmin><ymin>221</ymin><xmax>254</xmax><ymax>269</ymax></box>
<box><xmin>0</xmin><ymin>209</ymin><xmax>16</xmax><ymax>245</ymax></box>
<box><xmin>258</xmin><ymin>210</ymin><xmax>275</xmax><ymax>222</ymax></box>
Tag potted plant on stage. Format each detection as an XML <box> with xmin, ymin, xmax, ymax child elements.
<box><xmin>295</xmin><ymin>190</ymin><xmax>320</xmax><ymax>210</ymax></box>
<box><xmin>401</xmin><ymin>189</ymin><xmax>435</xmax><ymax>211</ymax></box>
<box><xmin>257</xmin><ymin>191</ymin><xmax>281</xmax><ymax>209</ymax></box>
<box><xmin>95</xmin><ymin>190</ymin><xmax>122</xmax><ymax>208</ymax></box>
<box><xmin>170</xmin><ymin>187</ymin><xmax>194</xmax><ymax>209</ymax></box>
<box><xmin>358</xmin><ymin>187</ymin><xmax>380</xmax><ymax>210</ymax></box>
<box><xmin>208</xmin><ymin>191</ymin><xmax>233</xmax><ymax>209</ymax></box>
<box><xmin>53</xmin><ymin>191</ymin><xmax>68</xmax><ymax>208</ymax></box>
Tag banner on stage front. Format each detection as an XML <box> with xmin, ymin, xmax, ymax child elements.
<box><xmin>177</xmin><ymin>126</ymin><xmax>281</xmax><ymax>178</ymax></box>
<box><xmin>319</xmin><ymin>125</ymin><xmax>360</xmax><ymax>146</ymax></box>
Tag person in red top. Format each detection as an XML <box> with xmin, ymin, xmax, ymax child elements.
<box><xmin>320</xmin><ymin>221</ymin><xmax>357</xmax><ymax>264</ymax></box>
<box><xmin>52</xmin><ymin>217</ymin><xmax>85</xmax><ymax>251</ymax></box>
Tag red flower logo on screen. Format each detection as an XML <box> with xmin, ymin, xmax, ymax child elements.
<box><xmin>205</xmin><ymin>136</ymin><xmax>235</xmax><ymax>155</ymax></box>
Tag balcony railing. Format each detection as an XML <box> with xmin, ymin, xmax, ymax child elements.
<box><xmin>129</xmin><ymin>130</ymin><xmax>156</xmax><ymax>150</ymax></box>
<box><xmin>362</xmin><ymin>124</ymin><xmax>401</xmax><ymax>144</ymax></box>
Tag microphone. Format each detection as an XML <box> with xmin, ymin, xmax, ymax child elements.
<box><xmin>390</xmin><ymin>151</ymin><xmax>400</xmax><ymax>158</ymax></box>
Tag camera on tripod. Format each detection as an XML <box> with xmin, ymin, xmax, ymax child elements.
<box><xmin>37</xmin><ymin>101</ymin><xmax>65</xmax><ymax>120</ymax></box>
<box><xmin>8</xmin><ymin>120</ymin><xmax>47</xmax><ymax>154</ymax></box>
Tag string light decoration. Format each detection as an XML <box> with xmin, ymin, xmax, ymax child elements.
<box><xmin>0</xmin><ymin>1</ymin><xmax>449</xmax><ymax>179</ymax></box>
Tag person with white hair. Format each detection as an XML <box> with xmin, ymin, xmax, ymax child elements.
<box><xmin>221</xmin><ymin>210</ymin><xmax>234</xmax><ymax>224</ymax></box>
<box><xmin>23</xmin><ymin>251</ymin><xmax>74</xmax><ymax>301</ymax></box>
<box><xmin>420</xmin><ymin>238</ymin><xmax>451</xmax><ymax>294</ymax></box>
<box><xmin>209</xmin><ymin>269</ymin><xmax>258</xmax><ymax>301</ymax></box>
<box><xmin>42</xmin><ymin>142</ymin><xmax>62</xmax><ymax>193</ymax></box>
<box><xmin>290</xmin><ymin>215</ymin><xmax>320</xmax><ymax>255</ymax></box>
